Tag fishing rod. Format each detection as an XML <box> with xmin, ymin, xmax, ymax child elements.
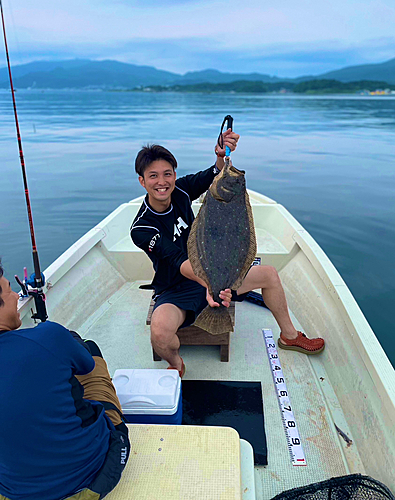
<box><xmin>0</xmin><ymin>0</ymin><xmax>47</xmax><ymax>322</ymax></box>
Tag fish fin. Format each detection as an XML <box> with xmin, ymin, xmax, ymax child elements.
<box><xmin>194</xmin><ymin>305</ymin><xmax>233</xmax><ymax>335</ymax></box>
<box><xmin>231</xmin><ymin>191</ymin><xmax>257</xmax><ymax>290</ymax></box>
<box><xmin>246</xmin><ymin>190</ymin><xmax>257</xmax><ymax>259</ymax></box>
<box><xmin>187</xmin><ymin>202</ymin><xmax>211</xmax><ymax>286</ymax></box>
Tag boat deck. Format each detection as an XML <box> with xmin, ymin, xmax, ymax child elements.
<box><xmin>78</xmin><ymin>280</ymin><xmax>364</xmax><ymax>499</ymax></box>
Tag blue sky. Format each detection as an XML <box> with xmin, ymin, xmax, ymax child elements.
<box><xmin>1</xmin><ymin>0</ymin><xmax>395</xmax><ymax>77</ymax></box>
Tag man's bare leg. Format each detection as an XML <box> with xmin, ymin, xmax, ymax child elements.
<box><xmin>150</xmin><ymin>303</ymin><xmax>186</xmax><ymax>371</ymax></box>
<box><xmin>236</xmin><ymin>265</ymin><xmax>298</xmax><ymax>340</ymax></box>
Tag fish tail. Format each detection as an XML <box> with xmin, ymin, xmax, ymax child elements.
<box><xmin>194</xmin><ymin>305</ymin><xmax>233</xmax><ymax>335</ymax></box>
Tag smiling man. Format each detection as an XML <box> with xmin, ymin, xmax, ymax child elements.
<box><xmin>0</xmin><ymin>262</ymin><xmax>130</xmax><ymax>500</ymax></box>
<box><xmin>131</xmin><ymin>132</ymin><xmax>325</xmax><ymax>378</ymax></box>
<box><xmin>131</xmin><ymin>131</ymin><xmax>238</xmax><ymax>376</ymax></box>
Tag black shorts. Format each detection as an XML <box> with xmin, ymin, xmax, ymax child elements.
<box><xmin>88</xmin><ymin>424</ymin><xmax>130</xmax><ymax>499</ymax></box>
<box><xmin>153</xmin><ymin>280</ymin><xmax>248</xmax><ymax>329</ymax></box>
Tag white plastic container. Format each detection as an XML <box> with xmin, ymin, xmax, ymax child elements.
<box><xmin>113</xmin><ymin>369</ymin><xmax>182</xmax><ymax>424</ymax></box>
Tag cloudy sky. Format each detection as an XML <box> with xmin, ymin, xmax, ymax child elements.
<box><xmin>1</xmin><ymin>0</ymin><xmax>395</xmax><ymax>77</ymax></box>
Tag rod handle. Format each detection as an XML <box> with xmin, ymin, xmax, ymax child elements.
<box><xmin>224</xmin><ymin>115</ymin><xmax>233</xmax><ymax>157</ymax></box>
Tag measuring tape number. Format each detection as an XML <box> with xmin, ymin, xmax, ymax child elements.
<box><xmin>263</xmin><ymin>328</ymin><xmax>307</xmax><ymax>466</ymax></box>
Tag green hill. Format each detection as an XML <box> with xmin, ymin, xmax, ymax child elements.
<box><xmin>317</xmin><ymin>58</ymin><xmax>395</xmax><ymax>84</ymax></box>
<box><xmin>0</xmin><ymin>60</ymin><xmax>181</xmax><ymax>89</ymax></box>
<box><xmin>292</xmin><ymin>79</ymin><xmax>395</xmax><ymax>94</ymax></box>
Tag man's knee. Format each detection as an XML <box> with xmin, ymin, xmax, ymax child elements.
<box><xmin>150</xmin><ymin>322</ymin><xmax>177</xmax><ymax>348</ymax></box>
<box><xmin>70</xmin><ymin>332</ymin><xmax>103</xmax><ymax>358</ymax></box>
<box><xmin>265</xmin><ymin>265</ymin><xmax>280</xmax><ymax>283</ymax></box>
<box><xmin>256</xmin><ymin>265</ymin><xmax>281</xmax><ymax>289</ymax></box>
<box><xmin>150</xmin><ymin>305</ymin><xmax>184</xmax><ymax>348</ymax></box>
<box><xmin>84</xmin><ymin>340</ymin><xmax>103</xmax><ymax>358</ymax></box>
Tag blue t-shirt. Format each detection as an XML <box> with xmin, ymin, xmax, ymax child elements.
<box><xmin>0</xmin><ymin>321</ymin><xmax>111</xmax><ymax>500</ymax></box>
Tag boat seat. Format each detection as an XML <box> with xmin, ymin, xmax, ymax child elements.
<box><xmin>146</xmin><ymin>299</ymin><xmax>235</xmax><ymax>362</ymax></box>
<box><xmin>106</xmin><ymin>424</ymin><xmax>249</xmax><ymax>500</ymax></box>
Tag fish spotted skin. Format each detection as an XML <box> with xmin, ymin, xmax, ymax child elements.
<box><xmin>188</xmin><ymin>160</ymin><xmax>256</xmax><ymax>334</ymax></box>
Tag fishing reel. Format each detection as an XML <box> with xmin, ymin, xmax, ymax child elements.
<box><xmin>15</xmin><ymin>270</ymin><xmax>48</xmax><ymax>322</ymax></box>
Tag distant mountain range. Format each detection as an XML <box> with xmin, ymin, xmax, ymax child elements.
<box><xmin>0</xmin><ymin>57</ymin><xmax>394</xmax><ymax>89</ymax></box>
<box><xmin>317</xmin><ymin>58</ymin><xmax>395</xmax><ymax>84</ymax></box>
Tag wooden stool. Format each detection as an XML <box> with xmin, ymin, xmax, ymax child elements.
<box><xmin>146</xmin><ymin>300</ymin><xmax>235</xmax><ymax>362</ymax></box>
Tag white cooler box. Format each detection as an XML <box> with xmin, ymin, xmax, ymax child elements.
<box><xmin>113</xmin><ymin>369</ymin><xmax>182</xmax><ymax>424</ymax></box>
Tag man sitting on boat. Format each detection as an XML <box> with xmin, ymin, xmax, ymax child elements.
<box><xmin>0</xmin><ymin>262</ymin><xmax>130</xmax><ymax>500</ymax></box>
<box><xmin>131</xmin><ymin>131</ymin><xmax>325</xmax><ymax>377</ymax></box>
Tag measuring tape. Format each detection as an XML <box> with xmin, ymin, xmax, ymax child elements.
<box><xmin>263</xmin><ymin>329</ymin><xmax>307</xmax><ymax>466</ymax></box>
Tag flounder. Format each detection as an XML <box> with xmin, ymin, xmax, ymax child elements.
<box><xmin>187</xmin><ymin>159</ymin><xmax>256</xmax><ymax>334</ymax></box>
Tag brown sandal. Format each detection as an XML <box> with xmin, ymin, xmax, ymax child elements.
<box><xmin>278</xmin><ymin>331</ymin><xmax>325</xmax><ymax>355</ymax></box>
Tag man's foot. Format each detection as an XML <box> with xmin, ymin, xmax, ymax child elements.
<box><xmin>167</xmin><ymin>357</ymin><xmax>186</xmax><ymax>378</ymax></box>
<box><xmin>278</xmin><ymin>331</ymin><xmax>325</xmax><ymax>355</ymax></box>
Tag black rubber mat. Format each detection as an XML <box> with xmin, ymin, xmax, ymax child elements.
<box><xmin>181</xmin><ymin>380</ymin><xmax>268</xmax><ymax>465</ymax></box>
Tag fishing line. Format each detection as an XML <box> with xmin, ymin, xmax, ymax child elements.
<box><xmin>4</xmin><ymin>0</ymin><xmax>22</xmax><ymax>64</ymax></box>
<box><xmin>0</xmin><ymin>0</ymin><xmax>47</xmax><ymax>322</ymax></box>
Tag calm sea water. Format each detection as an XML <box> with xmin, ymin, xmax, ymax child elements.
<box><xmin>1</xmin><ymin>90</ymin><xmax>394</xmax><ymax>366</ymax></box>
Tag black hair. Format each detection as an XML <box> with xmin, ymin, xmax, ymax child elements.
<box><xmin>135</xmin><ymin>144</ymin><xmax>177</xmax><ymax>177</ymax></box>
<box><xmin>0</xmin><ymin>259</ymin><xmax>4</xmax><ymax>307</ymax></box>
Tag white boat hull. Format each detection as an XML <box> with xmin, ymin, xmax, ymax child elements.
<box><xmin>17</xmin><ymin>190</ymin><xmax>395</xmax><ymax>495</ymax></box>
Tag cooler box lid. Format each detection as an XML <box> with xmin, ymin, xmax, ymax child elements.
<box><xmin>113</xmin><ymin>369</ymin><xmax>181</xmax><ymax>412</ymax></box>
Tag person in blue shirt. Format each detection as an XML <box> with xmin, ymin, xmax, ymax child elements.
<box><xmin>0</xmin><ymin>261</ymin><xmax>130</xmax><ymax>500</ymax></box>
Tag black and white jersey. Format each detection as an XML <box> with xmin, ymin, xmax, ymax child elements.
<box><xmin>131</xmin><ymin>166</ymin><xmax>218</xmax><ymax>295</ymax></box>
